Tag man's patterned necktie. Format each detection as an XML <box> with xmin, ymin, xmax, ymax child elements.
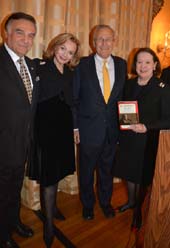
<box><xmin>18</xmin><ymin>57</ymin><xmax>32</xmax><ymax>103</ymax></box>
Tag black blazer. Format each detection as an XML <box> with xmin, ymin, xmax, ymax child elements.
<box><xmin>115</xmin><ymin>76</ymin><xmax>170</xmax><ymax>185</ymax></box>
<box><xmin>123</xmin><ymin>76</ymin><xmax>170</xmax><ymax>130</ymax></box>
<box><xmin>0</xmin><ymin>45</ymin><xmax>39</xmax><ymax>165</ymax></box>
<box><xmin>73</xmin><ymin>54</ymin><xmax>127</xmax><ymax>145</ymax></box>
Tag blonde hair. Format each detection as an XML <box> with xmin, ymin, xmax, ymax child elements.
<box><xmin>43</xmin><ymin>33</ymin><xmax>81</xmax><ymax>68</ymax></box>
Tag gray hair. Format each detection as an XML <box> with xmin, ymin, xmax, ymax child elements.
<box><xmin>93</xmin><ymin>24</ymin><xmax>115</xmax><ymax>42</ymax></box>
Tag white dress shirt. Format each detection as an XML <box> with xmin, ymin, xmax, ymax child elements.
<box><xmin>4</xmin><ymin>43</ymin><xmax>33</xmax><ymax>88</ymax></box>
<box><xmin>94</xmin><ymin>54</ymin><xmax>115</xmax><ymax>95</ymax></box>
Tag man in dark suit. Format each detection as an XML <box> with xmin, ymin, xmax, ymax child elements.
<box><xmin>161</xmin><ymin>66</ymin><xmax>170</xmax><ymax>85</ymax></box>
<box><xmin>73</xmin><ymin>24</ymin><xmax>127</xmax><ymax>220</ymax></box>
<box><xmin>0</xmin><ymin>12</ymin><xmax>38</xmax><ymax>247</ymax></box>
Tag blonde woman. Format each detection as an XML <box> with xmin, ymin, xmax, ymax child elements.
<box><xmin>29</xmin><ymin>33</ymin><xmax>80</xmax><ymax>247</ymax></box>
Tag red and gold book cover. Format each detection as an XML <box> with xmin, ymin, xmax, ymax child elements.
<box><xmin>118</xmin><ymin>101</ymin><xmax>139</xmax><ymax>130</ymax></box>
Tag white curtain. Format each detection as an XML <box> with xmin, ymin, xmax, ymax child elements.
<box><xmin>0</xmin><ymin>0</ymin><xmax>153</xmax><ymax>59</ymax></box>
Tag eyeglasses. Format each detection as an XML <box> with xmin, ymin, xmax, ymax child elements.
<box><xmin>95</xmin><ymin>37</ymin><xmax>114</xmax><ymax>44</ymax></box>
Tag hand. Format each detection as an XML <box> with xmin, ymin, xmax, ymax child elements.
<box><xmin>129</xmin><ymin>123</ymin><xmax>147</xmax><ymax>133</ymax></box>
<box><xmin>74</xmin><ymin>130</ymin><xmax>80</xmax><ymax>144</ymax></box>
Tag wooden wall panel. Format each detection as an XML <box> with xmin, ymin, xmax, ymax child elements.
<box><xmin>144</xmin><ymin>130</ymin><xmax>170</xmax><ymax>248</ymax></box>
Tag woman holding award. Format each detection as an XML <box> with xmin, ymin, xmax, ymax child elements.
<box><xmin>114</xmin><ymin>47</ymin><xmax>170</xmax><ymax>230</ymax></box>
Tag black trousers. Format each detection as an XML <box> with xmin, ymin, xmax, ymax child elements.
<box><xmin>79</xmin><ymin>136</ymin><xmax>116</xmax><ymax>209</ymax></box>
<box><xmin>0</xmin><ymin>163</ymin><xmax>25</xmax><ymax>241</ymax></box>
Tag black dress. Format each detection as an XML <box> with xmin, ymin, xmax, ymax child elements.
<box><xmin>29</xmin><ymin>59</ymin><xmax>75</xmax><ymax>187</ymax></box>
<box><xmin>114</xmin><ymin>76</ymin><xmax>170</xmax><ymax>186</ymax></box>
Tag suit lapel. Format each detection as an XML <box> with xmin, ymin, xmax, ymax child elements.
<box><xmin>2</xmin><ymin>47</ymin><xmax>22</xmax><ymax>85</ymax></box>
<box><xmin>108</xmin><ymin>56</ymin><xmax>122</xmax><ymax>102</ymax></box>
<box><xmin>89</xmin><ymin>55</ymin><xmax>106</xmax><ymax>103</ymax></box>
<box><xmin>1</xmin><ymin>46</ymin><xmax>31</xmax><ymax>102</ymax></box>
<box><xmin>25</xmin><ymin>57</ymin><xmax>36</xmax><ymax>85</ymax></box>
<box><xmin>25</xmin><ymin>57</ymin><xmax>38</xmax><ymax>109</ymax></box>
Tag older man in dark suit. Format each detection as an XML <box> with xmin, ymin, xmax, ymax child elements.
<box><xmin>73</xmin><ymin>24</ymin><xmax>127</xmax><ymax>220</ymax></box>
<box><xmin>0</xmin><ymin>12</ymin><xmax>38</xmax><ymax>248</ymax></box>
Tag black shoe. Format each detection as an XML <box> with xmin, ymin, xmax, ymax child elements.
<box><xmin>54</xmin><ymin>207</ymin><xmax>65</xmax><ymax>220</ymax></box>
<box><xmin>82</xmin><ymin>208</ymin><xmax>94</xmax><ymax>220</ymax></box>
<box><xmin>131</xmin><ymin>211</ymin><xmax>142</xmax><ymax>233</ymax></box>
<box><xmin>14</xmin><ymin>222</ymin><xmax>34</xmax><ymax>238</ymax></box>
<box><xmin>118</xmin><ymin>203</ymin><xmax>135</xmax><ymax>213</ymax></box>
<box><xmin>0</xmin><ymin>238</ymin><xmax>19</xmax><ymax>248</ymax></box>
<box><xmin>101</xmin><ymin>205</ymin><xmax>115</xmax><ymax>218</ymax></box>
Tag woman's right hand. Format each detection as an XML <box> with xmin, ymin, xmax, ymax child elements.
<box><xmin>129</xmin><ymin>123</ymin><xmax>147</xmax><ymax>133</ymax></box>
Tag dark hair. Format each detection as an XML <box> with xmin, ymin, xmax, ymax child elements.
<box><xmin>4</xmin><ymin>12</ymin><xmax>36</xmax><ymax>31</ymax></box>
<box><xmin>131</xmin><ymin>47</ymin><xmax>161</xmax><ymax>76</ymax></box>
